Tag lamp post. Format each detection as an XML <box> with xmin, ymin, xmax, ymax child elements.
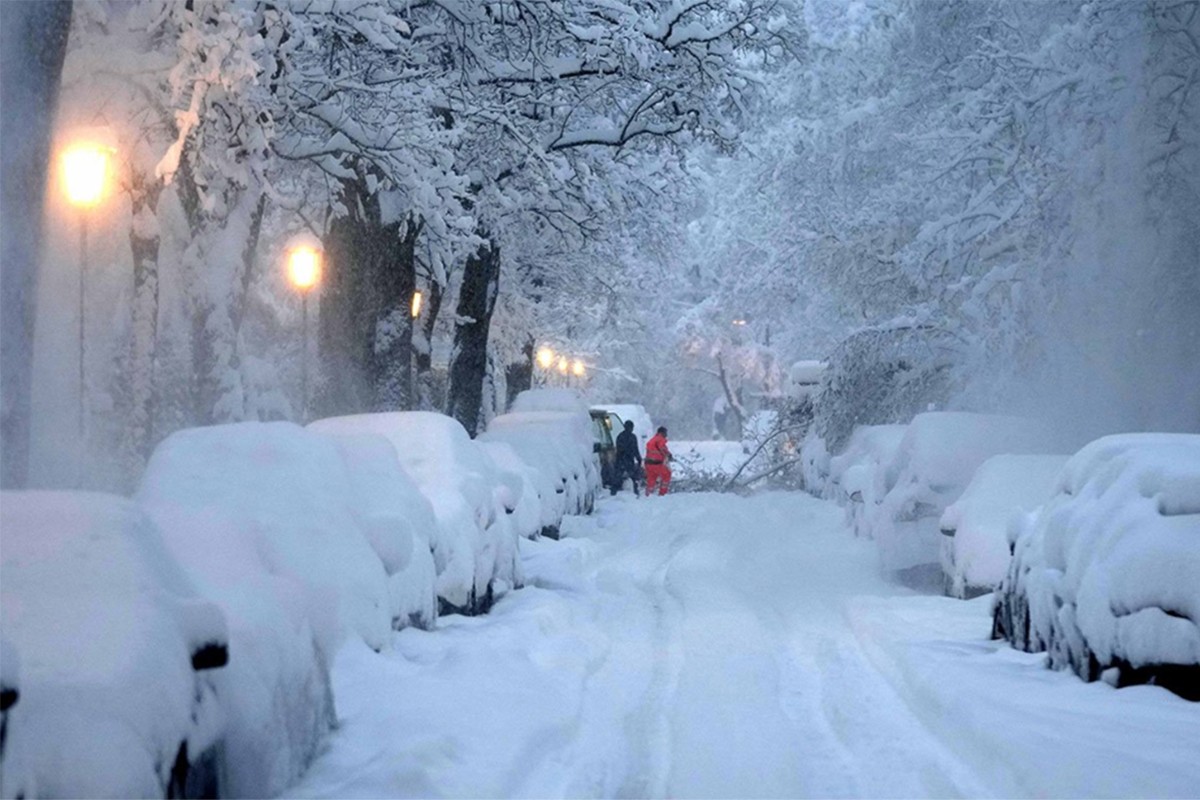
<box><xmin>61</xmin><ymin>142</ymin><xmax>110</xmax><ymax>483</ymax></box>
<box><xmin>286</xmin><ymin>243</ymin><xmax>322</xmax><ymax>421</ymax></box>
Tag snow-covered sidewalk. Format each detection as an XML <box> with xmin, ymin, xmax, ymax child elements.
<box><xmin>287</xmin><ymin>492</ymin><xmax>1200</xmax><ymax>798</ymax></box>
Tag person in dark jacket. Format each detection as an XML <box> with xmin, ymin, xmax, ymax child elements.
<box><xmin>612</xmin><ymin>420</ymin><xmax>642</xmax><ymax>495</ymax></box>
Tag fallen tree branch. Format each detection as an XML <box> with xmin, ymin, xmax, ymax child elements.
<box><xmin>721</xmin><ymin>422</ymin><xmax>808</xmax><ymax>490</ymax></box>
<box><xmin>731</xmin><ymin>456</ymin><xmax>806</xmax><ymax>489</ymax></box>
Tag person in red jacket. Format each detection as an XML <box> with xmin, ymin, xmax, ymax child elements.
<box><xmin>644</xmin><ymin>426</ymin><xmax>673</xmax><ymax>496</ymax></box>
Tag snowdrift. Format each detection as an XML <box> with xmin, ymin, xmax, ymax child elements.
<box><xmin>1</xmin><ymin>492</ymin><xmax>228</xmax><ymax>798</ymax></box>
<box><xmin>994</xmin><ymin>434</ymin><xmax>1200</xmax><ymax>700</ymax></box>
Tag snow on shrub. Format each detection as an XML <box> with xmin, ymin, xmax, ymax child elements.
<box><xmin>994</xmin><ymin>434</ymin><xmax>1200</xmax><ymax>700</ymax></box>
<box><xmin>872</xmin><ymin>412</ymin><xmax>1059</xmax><ymax>579</ymax></box>
<box><xmin>309</xmin><ymin>412</ymin><xmax>518</xmax><ymax>614</ymax></box>
<box><xmin>313</xmin><ymin>431</ymin><xmax>440</xmax><ymax>630</ymax></box>
<box><xmin>938</xmin><ymin>454</ymin><xmax>1068</xmax><ymax>598</ymax></box>
<box><xmin>1</xmin><ymin>492</ymin><xmax>228</xmax><ymax>798</ymax></box>
<box><xmin>799</xmin><ymin>429</ymin><xmax>832</xmax><ymax>496</ymax></box>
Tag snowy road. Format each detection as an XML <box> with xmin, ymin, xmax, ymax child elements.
<box><xmin>288</xmin><ymin>492</ymin><xmax>1200</xmax><ymax>799</ymax></box>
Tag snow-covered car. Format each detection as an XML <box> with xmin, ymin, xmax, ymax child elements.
<box><xmin>138</xmin><ymin>422</ymin><xmax>392</xmax><ymax>795</ymax></box>
<box><xmin>590</xmin><ymin>409</ymin><xmax>619</xmax><ymax>491</ymax></box>
<box><xmin>827</xmin><ymin>424</ymin><xmax>908</xmax><ymax>537</ymax></box>
<box><xmin>1</xmin><ymin>492</ymin><xmax>229</xmax><ymax>798</ymax></box>
<box><xmin>315</xmin><ymin>431</ymin><xmax>441</xmax><ymax>630</ymax></box>
<box><xmin>993</xmin><ymin>434</ymin><xmax>1200</xmax><ymax>701</ymax></box>
<box><xmin>478</xmin><ymin>439</ymin><xmax>544</xmax><ymax>540</ymax></box>
<box><xmin>309</xmin><ymin>412</ymin><xmax>521</xmax><ymax>615</ymax></box>
<box><xmin>872</xmin><ymin>412</ymin><xmax>1060</xmax><ymax>584</ymax></box>
<box><xmin>590</xmin><ymin>402</ymin><xmax>655</xmax><ymax>452</ymax></box>
<box><xmin>937</xmin><ymin>454</ymin><xmax>1068</xmax><ymax>599</ymax></box>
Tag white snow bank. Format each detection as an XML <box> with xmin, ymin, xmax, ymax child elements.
<box><xmin>314</xmin><ymin>431</ymin><xmax>440</xmax><ymax>630</ymax></box>
<box><xmin>1</xmin><ymin>491</ymin><xmax>227</xmax><ymax>798</ymax></box>
<box><xmin>511</xmin><ymin>387</ymin><xmax>589</xmax><ymax>415</ymax></box>
<box><xmin>309</xmin><ymin>412</ymin><xmax>517</xmax><ymax>613</ymax></box>
<box><xmin>995</xmin><ymin>434</ymin><xmax>1200</xmax><ymax>699</ymax></box>
<box><xmin>873</xmin><ymin>413</ymin><xmax>1060</xmax><ymax>576</ymax></box>
<box><xmin>938</xmin><ymin>455</ymin><xmax>1068</xmax><ymax>598</ymax></box>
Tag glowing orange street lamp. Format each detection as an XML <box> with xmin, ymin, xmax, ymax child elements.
<box><xmin>411</xmin><ymin>290</ymin><xmax>423</xmax><ymax>319</ymax></box>
<box><xmin>62</xmin><ymin>141</ymin><xmax>112</xmax><ymax>482</ymax></box>
<box><xmin>557</xmin><ymin>356</ymin><xmax>570</xmax><ymax>375</ymax></box>
<box><xmin>536</xmin><ymin>346</ymin><xmax>555</xmax><ymax>370</ymax></box>
<box><xmin>286</xmin><ymin>242</ymin><xmax>322</xmax><ymax>420</ymax></box>
<box><xmin>571</xmin><ymin>359</ymin><xmax>585</xmax><ymax>378</ymax></box>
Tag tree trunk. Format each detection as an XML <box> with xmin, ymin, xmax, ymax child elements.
<box><xmin>504</xmin><ymin>336</ymin><xmax>534</xmax><ymax>410</ymax></box>
<box><xmin>318</xmin><ymin>170</ymin><xmax>419</xmax><ymax>416</ymax></box>
<box><xmin>414</xmin><ymin>278</ymin><xmax>443</xmax><ymax>409</ymax></box>
<box><xmin>122</xmin><ymin>169</ymin><xmax>164</xmax><ymax>476</ymax></box>
<box><xmin>446</xmin><ymin>238</ymin><xmax>500</xmax><ymax>437</ymax></box>
<box><xmin>0</xmin><ymin>0</ymin><xmax>72</xmax><ymax>488</ymax></box>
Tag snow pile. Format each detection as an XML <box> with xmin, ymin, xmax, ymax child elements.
<box><xmin>310</xmin><ymin>412</ymin><xmax>519</xmax><ymax>614</ymax></box>
<box><xmin>994</xmin><ymin>434</ymin><xmax>1200</xmax><ymax>700</ymax></box>
<box><xmin>799</xmin><ymin>428</ymin><xmax>833</xmax><ymax>495</ymax></box>
<box><xmin>1</xmin><ymin>492</ymin><xmax>228</xmax><ymax>798</ymax></box>
<box><xmin>787</xmin><ymin>360</ymin><xmax>825</xmax><ymax>401</ymax></box>
<box><xmin>592</xmin><ymin>403</ymin><xmax>655</xmax><ymax>450</ymax></box>
<box><xmin>938</xmin><ymin>454</ymin><xmax>1068</xmax><ymax>598</ymax></box>
<box><xmin>314</xmin><ymin>431</ymin><xmax>440</xmax><ymax>630</ymax></box>
<box><xmin>510</xmin><ymin>387</ymin><xmax>589</xmax><ymax>415</ymax></box>
<box><xmin>828</xmin><ymin>424</ymin><xmax>909</xmax><ymax>536</ymax></box>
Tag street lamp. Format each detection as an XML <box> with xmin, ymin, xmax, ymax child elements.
<box><xmin>536</xmin><ymin>346</ymin><xmax>555</xmax><ymax>370</ymax></box>
<box><xmin>62</xmin><ymin>141</ymin><xmax>111</xmax><ymax>484</ymax></box>
<box><xmin>410</xmin><ymin>290</ymin><xmax>423</xmax><ymax>319</ymax></box>
<box><xmin>286</xmin><ymin>243</ymin><xmax>322</xmax><ymax>420</ymax></box>
<box><xmin>571</xmin><ymin>359</ymin><xmax>585</xmax><ymax>378</ymax></box>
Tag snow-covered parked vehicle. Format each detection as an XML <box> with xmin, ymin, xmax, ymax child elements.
<box><xmin>938</xmin><ymin>454</ymin><xmax>1068</xmax><ymax>599</ymax></box>
<box><xmin>138</xmin><ymin>422</ymin><xmax>393</xmax><ymax>795</ymax></box>
<box><xmin>993</xmin><ymin>434</ymin><xmax>1200</xmax><ymax>701</ymax></box>
<box><xmin>477</xmin><ymin>440</ymin><xmax>544</xmax><ymax>540</ymax></box>
<box><xmin>591</xmin><ymin>403</ymin><xmax>655</xmax><ymax>452</ymax></box>
<box><xmin>1</xmin><ymin>492</ymin><xmax>229</xmax><ymax>798</ymax></box>
<box><xmin>872</xmin><ymin>412</ymin><xmax>1059</xmax><ymax>585</ymax></box>
<box><xmin>483</xmin><ymin>389</ymin><xmax>602</xmax><ymax>533</ymax></box>
<box><xmin>826</xmin><ymin>424</ymin><xmax>908</xmax><ymax>536</ymax></box>
<box><xmin>309</xmin><ymin>412</ymin><xmax>521</xmax><ymax>615</ymax></box>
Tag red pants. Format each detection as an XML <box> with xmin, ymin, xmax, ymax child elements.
<box><xmin>645</xmin><ymin>463</ymin><xmax>671</xmax><ymax>495</ymax></box>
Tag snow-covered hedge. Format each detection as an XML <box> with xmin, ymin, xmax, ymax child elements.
<box><xmin>872</xmin><ymin>412</ymin><xmax>1058</xmax><ymax>579</ymax></box>
<box><xmin>994</xmin><ymin>434</ymin><xmax>1200</xmax><ymax>700</ymax></box>
<box><xmin>309</xmin><ymin>412</ymin><xmax>521</xmax><ymax>614</ymax></box>
<box><xmin>1</xmin><ymin>492</ymin><xmax>228</xmax><ymax>798</ymax></box>
<box><xmin>938</xmin><ymin>454</ymin><xmax>1067</xmax><ymax>598</ymax></box>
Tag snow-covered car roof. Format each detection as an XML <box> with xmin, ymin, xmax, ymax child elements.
<box><xmin>511</xmin><ymin>388</ymin><xmax>589</xmax><ymax>415</ymax></box>
<box><xmin>1</xmin><ymin>491</ymin><xmax>228</xmax><ymax>798</ymax></box>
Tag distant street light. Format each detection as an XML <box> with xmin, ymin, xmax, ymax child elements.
<box><xmin>536</xmin><ymin>346</ymin><xmax>555</xmax><ymax>370</ymax></box>
<box><xmin>62</xmin><ymin>141</ymin><xmax>112</xmax><ymax>485</ymax></box>
<box><xmin>286</xmin><ymin>242</ymin><xmax>322</xmax><ymax>420</ymax></box>
<box><xmin>557</xmin><ymin>356</ymin><xmax>570</xmax><ymax>375</ymax></box>
<box><xmin>410</xmin><ymin>290</ymin><xmax>423</xmax><ymax>319</ymax></box>
<box><xmin>571</xmin><ymin>359</ymin><xmax>585</xmax><ymax>378</ymax></box>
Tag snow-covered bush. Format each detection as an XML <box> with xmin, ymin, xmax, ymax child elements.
<box><xmin>309</xmin><ymin>412</ymin><xmax>520</xmax><ymax>614</ymax></box>
<box><xmin>938</xmin><ymin>454</ymin><xmax>1068</xmax><ymax>599</ymax></box>
<box><xmin>1</xmin><ymin>492</ymin><xmax>229</xmax><ymax>798</ymax></box>
<box><xmin>994</xmin><ymin>435</ymin><xmax>1200</xmax><ymax>700</ymax></box>
<box><xmin>872</xmin><ymin>412</ymin><xmax>1058</xmax><ymax>582</ymax></box>
<box><xmin>799</xmin><ymin>429</ymin><xmax>832</xmax><ymax>496</ymax></box>
<box><xmin>314</xmin><ymin>431</ymin><xmax>441</xmax><ymax>630</ymax></box>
